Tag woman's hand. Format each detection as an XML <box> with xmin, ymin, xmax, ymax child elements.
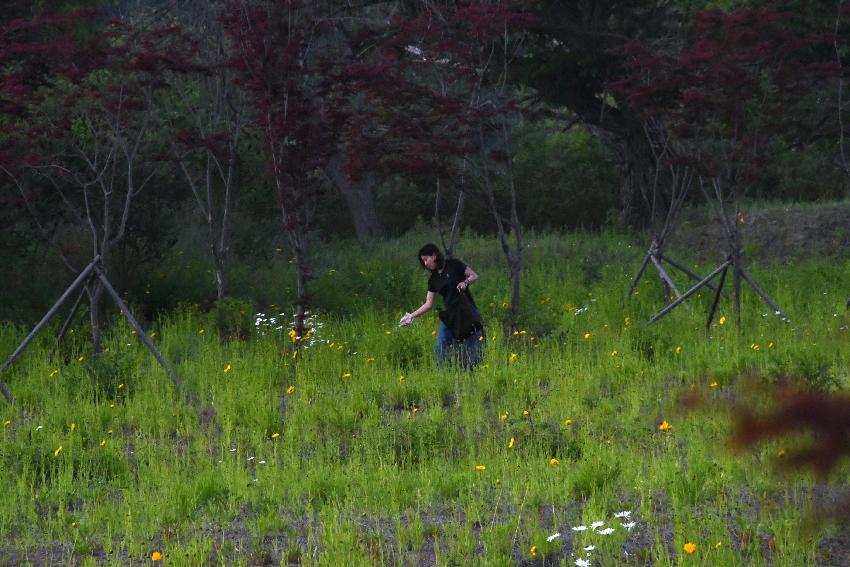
<box><xmin>457</xmin><ymin>279</ymin><xmax>469</xmax><ymax>292</ymax></box>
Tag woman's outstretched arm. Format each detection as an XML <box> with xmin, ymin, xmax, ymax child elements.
<box><xmin>411</xmin><ymin>291</ymin><xmax>436</xmax><ymax>318</ymax></box>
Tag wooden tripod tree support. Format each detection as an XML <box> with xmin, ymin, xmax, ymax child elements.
<box><xmin>625</xmin><ymin>155</ymin><xmax>729</xmax><ymax>311</ymax></box>
<box><xmin>0</xmin><ymin>257</ymin><xmax>188</xmax><ymax>406</ymax></box>
<box><xmin>646</xmin><ymin>177</ymin><xmax>795</xmax><ymax>330</ymax></box>
<box><xmin>646</xmin><ymin>250</ymin><xmax>794</xmax><ymax>330</ymax></box>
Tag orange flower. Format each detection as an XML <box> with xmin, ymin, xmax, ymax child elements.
<box><xmin>152</xmin><ymin>551</ymin><xmax>163</xmax><ymax>561</ymax></box>
<box><xmin>683</xmin><ymin>542</ymin><xmax>696</xmax><ymax>554</ymax></box>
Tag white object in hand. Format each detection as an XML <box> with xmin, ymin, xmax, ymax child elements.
<box><xmin>398</xmin><ymin>312</ymin><xmax>414</xmax><ymax>327</ymax></box>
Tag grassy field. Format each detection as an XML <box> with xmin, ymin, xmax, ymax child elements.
<box><xmin>1</xmin><ymin>230</ymin><xmax>849</xmax><ymax>565</ymax></box>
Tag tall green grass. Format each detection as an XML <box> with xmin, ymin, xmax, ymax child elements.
<box><xmin>1</xmin><ymin>229</ymin><xmax>849</xmax><ymax>565</ymax></box>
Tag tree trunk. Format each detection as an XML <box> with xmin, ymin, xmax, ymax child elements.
<box><xmin>325</xmin><ymin>152</ymin><xmax>382</xmax><ymax>242</ymax></box>
<box><xmin>212</xmin><ymin>241</ymin><xmax>226</xmax><ymax>301</ymax></box>
<box><xmin>289</xmin><ymin>228</ymin><xmax>311</xmax><ymax>355</ymax></box>
<box><xmin>88</xmin><ymin>278</ymin><xmax>105</xmax><ymax>356</ymax></box>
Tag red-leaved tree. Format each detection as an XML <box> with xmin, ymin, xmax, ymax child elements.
<box><xmin>3</xmin><ymin>11</ymin><xmax>187</xmax><ymax>353</ymax></box>
<box><xmin>616</xmin><ymin>6</ymin><xmax>835</xmax><ymax>324</ymax></box>
<box><xmin>221</xmin><ymin>0</ymin><xmax>344</xmax><ymax>348</ymax></box>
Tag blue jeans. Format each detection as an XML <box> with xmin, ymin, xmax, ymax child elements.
<box><xmin>434</xmin><ymin>323</ymin><xmax>485</xmax><ymax>369</ymax></box>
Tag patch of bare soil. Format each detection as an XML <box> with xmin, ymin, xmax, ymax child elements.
<box><xmin>669</xmin><ymin>203</ymin><xmax>850</xmax><ymax>264</ymax></box>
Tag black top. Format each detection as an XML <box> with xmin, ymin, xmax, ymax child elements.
<box><xmin>428</xmin><ymin>258</ymin><xmax>477</xmax><ymax>309</ymax></box>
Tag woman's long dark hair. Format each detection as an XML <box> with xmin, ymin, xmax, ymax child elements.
<box><xmin>418</xmin><ymin>243</ymin><xmax>444</xmax><ymax>272</ymax></box>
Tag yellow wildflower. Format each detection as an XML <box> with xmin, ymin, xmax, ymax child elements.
<box><xmin>659</xmin><ymin>420</ymin><xmax>673</xmax><ymax>432</ymax></box>
<box><xmin>49</xmin><ymin>370</ymin><xmax>58</xmax><ymax>378</ymax></box>
<box><xmin>70</xmin><ymin>422</ymin><xmax>76</xmax><ymax>432</ymax></box>
<box><xmin>564</xmin><ymin>419</ymin><xmax>573</xmax><ymax>426</ymax></box>
<box><xmin>499</xmin><ymin>413</ymin><xmax>508</xmax><ymax>421</ymax></box>
<box><xmin>475</xmin><ymin>465</ymin><xmax>486</xmax><ymax>471</ymax></box>
<box><xmin>152</xmin><ymin>551</ymin><xmax>162</xmax><ymax>561</ymax></box>
<box><xmin>709</xmin><ymin>381</ymin><xmax>719</xmax><ymax>388</ymax></box>
<box><xmin>530</xmin><ymin>545</ymin><xmax>538</xmax><ymax>557</ymax></box>
<box><xmin>508</xmin><ymin>437</ymin><xmax>515</xmax><ymax>449</ymax></box>
<box><xmin>583</xmin><ymin>332</ymin><xmax>591</xmax><ymax>340</ymax></box>
<box><xmin>78</xmin><ymin>356</ymin><xmax>85</xmax><ymax>363</ymax></box>
<box><xmin>100</xmin><ymin>439</ymin><xmax>106</xmax><ymax>447</ymax></box>
<box><xmin>549</xmin><ymin>458</ymin><xmax>559</xmax><ymax>465</ymax></box>
<box><xmin>286</xmin><ymin>386</ymin><xmax>296</xmax><ymax>394</ymax></box>
<box><xmin>715</xmin><ymin>541</ymin><xmax>722</xmax><ymax>549</ymax></box>
<box><xmin>683</xmin><ymin>542</ymin><xmax>696</xmax><ymax>554</ymax></box>
<box><xmin>54</xmin><ymin>446</ymin><xmax>63</xmax><ymax>457</ymax></box>
<box><xmin>431</xmin><ymin>330</ymin><xmax>437</xmax><ymax>337</ymax></box>
<box><xmin>342</xmin><ymin>371</ymin><xmax>351</xmax><ymax>378</ymax></box>
<box><xmin>271</xmin><ymin>432</ymin><xmax>280</xmax><ymax>440</ymax></box>
<box><xmin>223</xmin><ymin>364</ymin><xmax>232</xmax><ymax>373</ymax></box>
<box><xmin>675</xmin><ymin>346</ymin><xmax>682</xmax><ymax>354</ymax></box>
<box><xmin>611</xmin><ymin>350</ymin><xmax>618</xmax><ymax>357</ymax></box>
<box><xmin>522</xmin><ymin>410</ymin><xmax>529</xmax><ymax>417</ymax></box>
<box><xmin>198</xmin><ymin>328</ymin><xmax>205</xmax><ymax>335</ymax></box>
<box><xmin>3</xmin><ymin>419</ymin><xmax>10</xmax><ymax>426</ymax></box>
<box><xmin>777</xmin><ymin>449</ymin><xmax>786</xmax><ymax>458</ymax></box>
<box><xmin>118</xmin><ymin>383</ymin><xmax>124</xmax><ymax>389</ymax></box>
<box><xmin>718</xmin><ymin>316</ymin><xmax>726</xmax><ymax>325</ymax></box>
<box><xmin>384</xmin><ymin>331</ymin><xmax>392</xmax><ymax>336</ymax></box>
<box><xmin>399</xmin><ymin>375</ymin><xmax>405</xmax><ymax>383</ymax></box>
<box><xmin>509</xmin><ymin>353</ymin><xmax>518</xmax><ymax>362</ymax></box>
<box><xmin>367</xmin><ymin>357</ymin><xmax>375</xmax><ymax>363</ymax></box>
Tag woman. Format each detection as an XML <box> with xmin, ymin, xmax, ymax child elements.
<box><xmin>399</xmin><ymin>243</ymin><xmax>485</xmax><ymax>368</ymax></box>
